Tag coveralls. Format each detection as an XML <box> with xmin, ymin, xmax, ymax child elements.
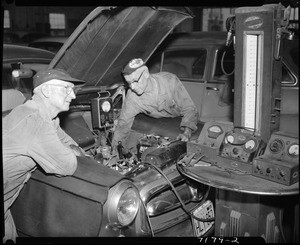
<box><xmin>3</xmin><ymin>94</ymin><xmax>78</xmax><ymax>243</ymax></box>
<box><xmin>112</xmin><ymin>72</ymin><xmax>199</xmax><ymax>149</ymax></box>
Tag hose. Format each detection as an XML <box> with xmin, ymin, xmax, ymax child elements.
<box><xmin>143</xmin><ymin>161</ymin><xmax>215</xmax><ymax>223</ymax></box>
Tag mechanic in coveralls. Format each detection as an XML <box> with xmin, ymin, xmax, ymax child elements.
<box><xmin>3</xmin><ymin>69</ymin><xmax>86</xmax><ymax>243</ymax></box>
<box><xmin>112</xmin><ymin>58</ymin><xmax>199</xmax><ymax>155</ymax></box>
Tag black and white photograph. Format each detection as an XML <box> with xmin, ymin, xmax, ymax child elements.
<box><xmin>1</xmin><ymin>0</ymin><xmax>299</xmax><ymax>244</ymax></box>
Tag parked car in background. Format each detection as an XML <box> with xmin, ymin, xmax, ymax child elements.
<box><xmin>2</xmin><ymin>44</ymin><xmax>55</xmax><ymax>116</ymax></box>
<box><xmin>3</xmin><ymin>31</ymin><xmax>21</xmax><ymax>44</ymax></box>
<box><xmin>142</xmin><ymin>31</ymin><xmax>298</xmax><ymax>135</ymax></box>
<box><xmin>148</xmin><ymin>31</ymin><xmax>234</xmax><ymax>124</ymax></box>
<box><xmin>2</xmin><ymin>30</ymin><xmax>50</xmax><ymax>45</ymax></box>
<box><xmin>8</xmin><ymin>6</ymin><xmax>215</xmax><ymax>238</ymax></box>
<box><xmin>19</xmin><ymin>32</ymin><xmax>50</xmax><ymax>44</ymax></box>
<box><xmin>28</xmin><ymin>36</ymin><xmax>68</xmax><ymax>53</ymax></box>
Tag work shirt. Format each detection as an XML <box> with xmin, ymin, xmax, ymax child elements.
<box><xmin>3</xmin><ymin>94</ymin><xmax>78</xmax><ymax>238</ymax></box>
<box><xmin>112</xmin><ymin>72</ymin><xmax>199</xmax><ymax>148</ymax></box>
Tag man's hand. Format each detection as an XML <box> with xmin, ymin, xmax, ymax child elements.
<box><xmin>176</xmin><ymin>127</ymin><xmax>192</xmax><ymax>142</ymax></box>
<box><xmin>69</xmin><ymin>144</ymin><xmax>86</xmax><ymax>157</ymax></box>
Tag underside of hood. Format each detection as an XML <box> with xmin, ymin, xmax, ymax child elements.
<box><xmin>49</xmin><ymin>6</ymin><xmax>193</xmax><ymax>87</ymax></box>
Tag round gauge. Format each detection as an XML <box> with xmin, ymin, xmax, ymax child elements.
<box><xmin>207</xmin><ymin>125</ymin><xmax>223</xmax><ymax>139</ymax></box>
<box><xmin>244</xmin><ymin>139</ymin><xmax>256</xmax><ymax>151</ymax></box>
<box><xmin>226</xmin><ymin>134</ymin><xmax>235</xmax><ymax>144</ymax></box>
<box><xmin>101</xmin><ymin>101</ymin><xmax>111</xmax><ymax>112</ymax></box>
<box><xmin>209</xmin><ymin>125</ymin><xmax>222</xmax><ymax>133</ymax></box>
<box><xmin>288</xmin><ymin>143</ymin><xmax>299</xmax><ymax>157</ymax></box>
<box><xmin>269</xmin><ymin>138</ymin><xmax>284</xmax><ymax>154</ymax></box>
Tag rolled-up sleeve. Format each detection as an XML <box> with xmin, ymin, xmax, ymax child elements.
<box><xmin>28</xmin><ymin>119</ymin><xmax>77</xmax><ymax>176</ymax></box>
<box><xmin>112</xmin><ymin>95</ymin><xmax>140</xmax><ymax>148</ymax></box>
<box><xmin>173</xmin><ymin>78</ymin><xmax>199</xmax><ymax>132</ymax></box>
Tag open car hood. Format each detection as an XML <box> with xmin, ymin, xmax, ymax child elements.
<box><xmin>48</xmin><ymin>6</ymin><xmax>193</xmax><ymax>87</ymax></box>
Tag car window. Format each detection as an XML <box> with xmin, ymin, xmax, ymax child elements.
<box><xmin>148</xmin><ymin>49</ymin><xmax>207</xmax><ymax>80</ymax></box>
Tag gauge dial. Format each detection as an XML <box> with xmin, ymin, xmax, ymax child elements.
<box><xmin>244</xmin><ymin>139</ymin><xmax>256</xmax><ymax>151</ymax></box>
<box><xmin>288</xmin><ymin>143</ymin><xmax>299</xmax><ymax>157</ymax></box>
<box><xmin>269</xmin><ymin>138</ymin><xmax>284</xmax><ymax>154</ymax></box>
<box><xmin>209</xmin><ymin>125</ymin><xmax>222</xmax><ymax>133</ymax></box>
<box><xmin>226</xmin><ymin>134</ymin><xmax>234</xmax><ymax>144</ymax></box>
<box><xmin>101</xmin><ymin>100</ymin><xmax>111</xmax><ymax>112</ymax></box>
<box><xmin>207</xmin><ymin>125</ymin><xmax>223</xmax><ymax>139</ymax></box>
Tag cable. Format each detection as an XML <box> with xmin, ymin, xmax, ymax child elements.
<box><xmin>142</xmin><ymin>161</ymin><xmax>215</xmax><ymax>222</ymax></box>
<box><xmin>221</xmin><ymin>49</ymin><xmax>234</xmax><ymax>76</ymax></box>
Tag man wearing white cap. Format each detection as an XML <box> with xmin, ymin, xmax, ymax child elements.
<box><xmin>112</xmin><ymin>58</ymin><xmax>199</xmax><ymax>154</ymax></box>
<box><xmin>3</xmin><ymin>68</ymin><xmax>85</xmax><ymax>243</ymax></box>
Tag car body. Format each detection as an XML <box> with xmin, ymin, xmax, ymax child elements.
<box><xmin>28</xmin><ymin>36</ymin><xmax>68</xmax><ymax>53</ymax></box>
<box><xmin>7</xmin><ymin>6</ymin><xmax>214</xmax><ymax>238</ymax></box>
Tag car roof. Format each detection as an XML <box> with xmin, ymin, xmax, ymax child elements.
<box><xmin>159</xmin><ymin>31</ymin><xmax>228</xmax><ymax>50</ymax></box>
<box><xmin>3</xmin><ymin>44</ymin><xmax>56</xmax><ymax>61</ymax></box>
<box><xmin>29</xmin><ymin>36</ymin><xmax>68</xmax><ymax>44</ymax></box>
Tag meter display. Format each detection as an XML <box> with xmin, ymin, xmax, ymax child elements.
<box><xmin>207</xmin><ymin>125</ymin><xmax>223</xmax><ymax>139</ymax></box>
<box><xmin>288</xmin><ymin>143</ymin><xmax>299</xmax><ymax>157</ymax></box>
<box><xmin>244</xmin><ymin>139</ymin><xmax>257</xmax><ymax>152</ymax></box>
<box><xmin>234</xmin><ymin>4</ymin><xmax>283</xmax><ymax>143</ymax></box>
<box><xmin>220</xmin><ymin>128</ymin><xmax>263</xmax><ymax>163</ymax></box>
<box><xmin>101</xmin><ymin>100</ymin><xmax>111</xmax><ymax>112</ymax></box>
<box><xmin>252</xmin><ymin>132</ymin><xmax>298</xmax><ymax>186</ymax></box>
<box><xmin>91</xmin><ymin>96</ymin><xmax>114</xmax><ymax>129</ymax></box>
<box><xmin>243</xmin><ymin>34</ymin><xmax>261</xmax><ymax>132</ymax></box>
<box><xmin>225</xmin><ymin>134</ymin><xmax>235</xmax><ymax>144</ymax></box>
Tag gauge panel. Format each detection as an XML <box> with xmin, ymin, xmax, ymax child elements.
<box><xmin>220</xmin><ymin>130</ymin><xmax>263</xmax><ymax>163</ymax></box>
<box><xmin>252</xmin><ymin>132</ymin><xmax>299</xmax><ymax>186</ymax></box>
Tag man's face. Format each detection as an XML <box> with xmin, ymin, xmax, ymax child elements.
<box><xmin>46</xmin><ymin>79</ymin><xmax>76</xmax><ymax>113</ymax></box>
<box><xmin>124</xmin><ymin>68</ymin><xmax>147</xmax><ymax>95</ymax></box>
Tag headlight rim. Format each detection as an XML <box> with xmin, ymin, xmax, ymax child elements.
<box><xmin>107</xmin><ymin>181</ymin><xmax>140</xmax><ymax>228</ymax></box>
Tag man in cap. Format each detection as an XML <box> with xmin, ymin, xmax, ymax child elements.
<box><xmin>3</xmin><ymin>68</ymin><xmax>85</xmax><ymax>243</ymax></box>
<box><xmin>112</xmin><ymin>58</ymin><xmax>199</xmax><ymax>155</ymax></box>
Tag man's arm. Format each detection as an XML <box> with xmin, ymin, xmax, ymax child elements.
<box><xmin>29</xmin><ymin>120</ymin><xmax>78</xmax><ymax>176</ymax></box>
<box><xmin>173</xmin><ymin>78</ymin><xmax>199</xmax><ymax>139</ymax></box>
<box><xmin>112</xmin><ymin>94</ymin><xmax>140</xmax><ymax>150</ymax></box>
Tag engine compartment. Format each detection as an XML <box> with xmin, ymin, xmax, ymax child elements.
<box><xmin>60</xmin><ymin>109</ymin><xmax>187</xmax><ymax>175</ymax></box>
<box><xmin>60</xmin><ymin>86</ymin><xmax>204</xmax><ymax>175</ymax></box>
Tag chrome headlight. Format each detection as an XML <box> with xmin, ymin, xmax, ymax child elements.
<box><xmin>108</xmin><ymin>181</ymin><xmax>140</xmax><ymax>227</ymax></box>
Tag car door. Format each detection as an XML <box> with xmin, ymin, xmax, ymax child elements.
<box><xmin>199</xmin><ymin>45</ymin><xmax>234</xmax><ymax>122</ymax></box>
<box><xmin>147</xmin><ymin>45</ymin><xmax>234</xmax><ymax>123</ymax></box>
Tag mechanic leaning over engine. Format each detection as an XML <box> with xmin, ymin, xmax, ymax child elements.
<box><xmin>112</xmin><ymin>58</ymin><xmax>199</xmax><ymax>154</ymax></box>
<box><xmin>3</xmin><ymin>68</ymin><xmax>86</xmax><ymax>243</ymax></box>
